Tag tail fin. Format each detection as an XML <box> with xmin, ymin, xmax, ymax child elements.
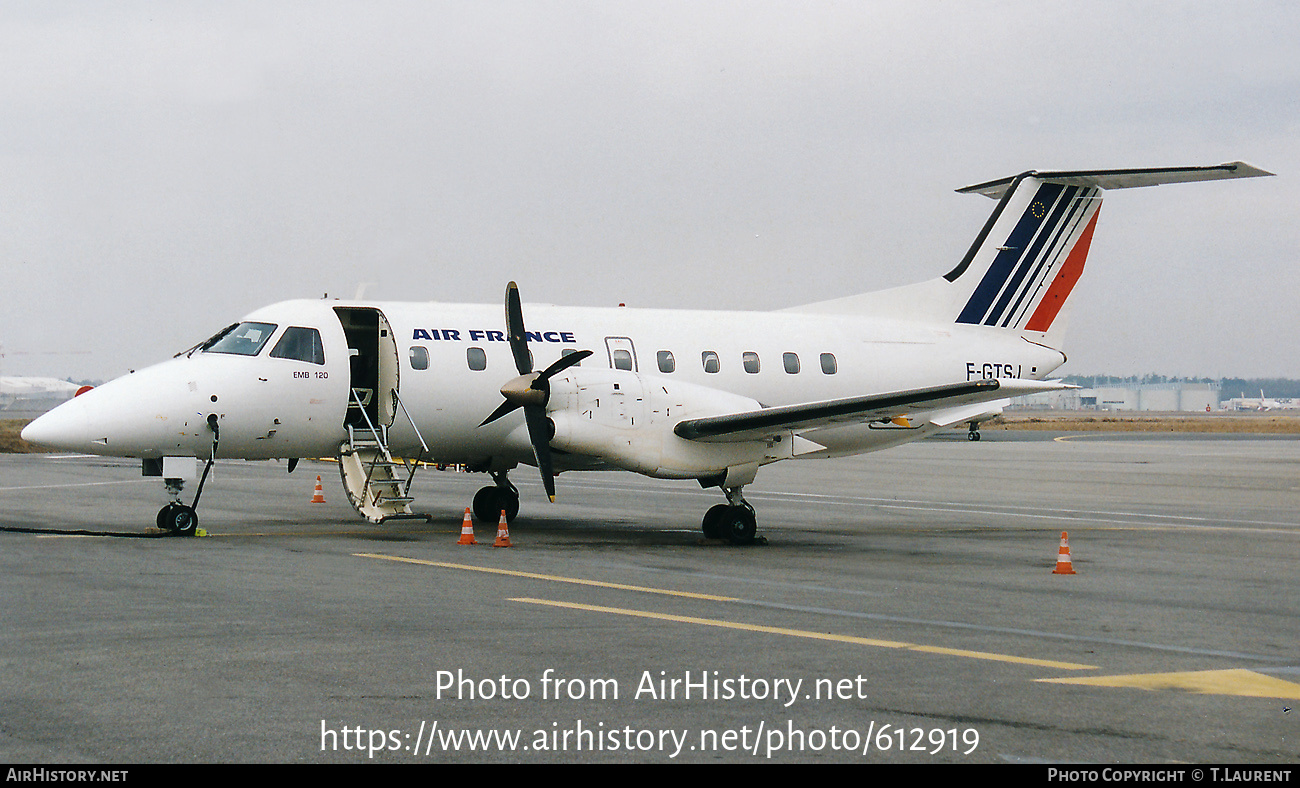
<box><xmin>947</xmin><ymin>173</ymin><xmax>1102</xmax><ymax>332</ymax></box>
<box><xmin>947</xmin><ymin>163</ymin><xmax>1272</xmax><ymax>334</ymax></box>
<box><xmin>789</xmin><ymin>162</ymin><xmax>1272</xmax><ymax>332</ymax></box>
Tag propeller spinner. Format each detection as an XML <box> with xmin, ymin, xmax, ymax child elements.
<box><xmin>478</xmin><ymin>282</ymin><xmax>592</xmax><ymax>501</ymax></box>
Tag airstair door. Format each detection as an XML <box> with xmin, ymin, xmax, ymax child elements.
<box><xmin>334</xmin><ymin>307</ymin><xmax>400</xmax><ymax>429</ymax></box>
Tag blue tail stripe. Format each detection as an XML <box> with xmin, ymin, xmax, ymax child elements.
<box><xmin>998</xmin><ymin>187</ymin><xmax>1097</xmax><ymax>328</ymax></box>
<box><xmin>985</xmin><ymin>185</ymin><xmax>1082</xmax><ymax>326</ymax></box>
<box><xmin>955</xmin><ymin>182</ymin><xmax>1064</xmax><ymax>325</ymax></box>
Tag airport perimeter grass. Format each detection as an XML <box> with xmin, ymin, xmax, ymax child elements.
<box><xmin>0</xmin><ymin>420</ymin><xmax>42</xmax><ymax>453</ymax></box>
<box><xmin>5</xmin><ymin>413</ymin><xmax>1300</xmax><ymax>454</ymax></box>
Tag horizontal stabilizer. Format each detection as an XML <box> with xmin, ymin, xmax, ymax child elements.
<box><xmin>674</xmin><ymin>378</ymin><xmax>1069</xmax><ymax>443</ymax></box>
<box><xmin>957</xmin><ymin>162</ymin><xmax>1273</xmax><ymax>200</ymax></box>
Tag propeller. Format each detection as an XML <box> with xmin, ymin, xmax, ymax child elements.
<box><xmin>479</xmin><ymin>282</ymin><xmax>592</xmax><ymax>501</ymax></box>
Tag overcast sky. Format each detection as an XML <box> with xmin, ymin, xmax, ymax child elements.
<box><xmin>3</xmin><ymin>1</ymin><xmax>1297</xmax><ymax>382</ymax></box>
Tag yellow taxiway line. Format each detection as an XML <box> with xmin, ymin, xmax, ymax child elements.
<box><xmin>512</xmin><ymin>597</ymin><xmax>1099</xmax><ymax>671</ymax></box>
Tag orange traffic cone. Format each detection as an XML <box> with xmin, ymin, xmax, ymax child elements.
<box><xmin>311</xmin><ymin>475</ymin><xmax>326</xmax><ymax>504</ymax></box>
<box><xmin>493</xmin><ymin>510</ymin><xmax>512</xmax><ymax>548</ymax></box>
<box><xmin>457</xmin><ymin>508</ymin><xmax>478</xmax><ymax>545</ymax></box>
<box><xmin>1052</xmin><ymin>531</ymin><xmax>1076</xmax><ymax>575</ymax></box>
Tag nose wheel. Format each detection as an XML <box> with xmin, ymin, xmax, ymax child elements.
<box><xmin>157</xmin><ymin>503</ymin><xmax>199</xmax><ymax>536</ymax></box>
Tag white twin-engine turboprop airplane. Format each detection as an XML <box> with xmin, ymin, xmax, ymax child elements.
<box><xmin>22</xmin><ymin>163</ymin><xmax>1271</xmax><ymax>542</ymax></box>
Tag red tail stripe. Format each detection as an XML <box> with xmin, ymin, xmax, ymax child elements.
<box><xmin>1024</xmin><ymin>208</ymin><xmax>1100</xmax><ymax>332</ymax></box>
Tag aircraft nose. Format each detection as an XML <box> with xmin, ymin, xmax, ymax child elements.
<box><xmin>21</xmin><ymin>399</ymin><xmax>94</xmax><ymax>452</ymax></box>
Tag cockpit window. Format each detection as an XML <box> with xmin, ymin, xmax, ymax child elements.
<box><xmin>269</xmin><ymin>327</ymin><xmax>325</xmax><ymax>365</ymax></box>
<box><xmin>202</xmin><ymin>322</ymin><xmax>278</xmax><ymax>357</ymax></box>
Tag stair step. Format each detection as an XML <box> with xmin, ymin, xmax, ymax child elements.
<box><xmin>377</xmin><ymin>512</ymin><xmax>434</xmax><ymax>524</ymax></box>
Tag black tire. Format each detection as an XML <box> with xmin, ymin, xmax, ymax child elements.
<box><xmin>473</xmin><ymin>486</ymin><xmax>519</xmax><ymax>524</ymax></box>
<box><xmin>701</xmin><ymin>504</ymin><xmax>730</xmax><ymax>539</ymax></box>
<box><xmin>167</xmin><ymin>505</ymin><xmax>199</xmax><ymax>537</ymax></box>
<box><xmin>723</xmin><ymin>505</ymin><xmax>757</xmax><ymax>545</ymax></box>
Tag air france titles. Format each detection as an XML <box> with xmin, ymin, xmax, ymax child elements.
<box><xmin>413</xmin><ymin>329</ymin><xmax>576</xmax><ymax>344</ymax></box>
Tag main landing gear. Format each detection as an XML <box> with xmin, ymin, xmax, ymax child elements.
<box><xmin>472</xmin><ymin>470</ymin><xmax>520</xmax><ymax>525</ymax></box>
<box><xmin>701</xmin><ymin>487</ymin><xmax>760</xmax><ymax>545</ymax></box>
<box><xmin>967</xmin><ymin>420</ymin><xmax>982</xmax><ymax>441</ymax></box>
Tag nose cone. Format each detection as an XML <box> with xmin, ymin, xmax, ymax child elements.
<box><xmin>21</xmin><ymin>399</ymin><xmax>95</xmax><ymax>452</ymax></box>
<box><xmin>19</xmin><ymin>360</ymin><xmax>202</xmax><ymax>457</ymax></box>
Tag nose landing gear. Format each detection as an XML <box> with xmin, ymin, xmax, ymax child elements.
<box><xmin>154</xmin><ymin>414</ymin><xmax>218</xmax><ymax>537</ymax></box>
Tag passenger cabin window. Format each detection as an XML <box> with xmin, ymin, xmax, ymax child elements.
<box><xmin>612</xmin><ymin>349</ymin><xmax>634</xmax><ymax>371</ymax></box>
<box><xmin>409</xmin><ymin>346</ymin><xmax>429</xmax><ymax>370</ymax></box>
<box><xmin>702</xmin><ymin>351</ymin><xmax>720</xmax><ymax>374</ymax></box>
<box><xmin>269</xmin><ymin>327</ymin><xmax>325</xmax><ymax>365</ymax></box>
<box><xmin>467</xmin><ymin>347</ymin><xmax>487</xmax><ymax>371</ymax></box>
<box><xmin>561</xmin><ymin>348</ymin><xmax>583</xmax><ymax>365</ymax></box>
<box><xmin>742</xmin><ymin>352</ymin><xmax>760</xmax><ymax>374</ymax></box>
<box><xmin>783</xmin><ymin>352</ymin><xmax>800</xmax><ymax>374</ymax></box>
<box><xmin>203</xmin><ymin>322</ymin><xmax>277</xmax><ymax>357</ymax></box>
<box><xmin>820</xmin><ymin>352</ymin><xmax>837</xmax><ymax>374</ymax></box>
<box><xmin>657</xmin><ymin>350</ymin><xmax>676</xmax><ymax>373</ymax></box>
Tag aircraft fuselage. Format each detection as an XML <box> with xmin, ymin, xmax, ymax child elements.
<box><xmin>26</xmin><ymin>297</ymin><xmax>1064</xmax><ymax>470</ymax></box>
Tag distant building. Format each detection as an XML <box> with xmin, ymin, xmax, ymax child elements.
<box><xmin>0</xmin><ymin>376</ymin><xmax>80</xmax><ymax>416</ymax></box>
<box><xmin>1009</xmin><ymin>381</ymin><xmax>1221</xmax><ymax>412</ymax></box>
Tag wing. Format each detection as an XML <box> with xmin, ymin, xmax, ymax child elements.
<box><xmin>673</xmin><ymin>378</ymin><xmax>1067</xmax><ymax>442</ymax></box>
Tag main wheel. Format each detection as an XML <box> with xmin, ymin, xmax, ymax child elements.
<box><xmin>722</xmin><ymin>504</ymin><xmax>757</xmax><ymax>546</ymax></box>
<box><xmin>701</xmin><ymin>504</ymin><xmax>730</xmax><ymax>539</ymax></box>
<box><xmin>473</xmin><ymin>486</ymin><xmax>519</xmax><ymax>524</ymax></box>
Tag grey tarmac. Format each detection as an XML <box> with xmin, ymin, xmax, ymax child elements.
<box><xmin>1</xmin><ymin>432</ymin><xmax>1297</xmax><ymax>763</ymax></box>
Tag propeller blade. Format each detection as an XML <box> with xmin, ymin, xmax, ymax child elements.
<box><xmin>487</xmin><ymin>281</ymin><xmax>583</xmax><ymax>501</ymax></box>
<box><xmin>536</xmin><ymin>349</ymin><xmax>593</xmax><ymax>382</ymax></box>
<box><xmin>505</xmin><ymin>281</ymin><xmax>533</xmax><ymax>375</ymax></box>
<box><xmin>523</xmin><ymin>405</ymin><xmax>557</xmax><ymax>502</ymax></box>
<box><xmin>479</xmin><ymin>399</ymin><xmax>521</xmax><ymax>427</ymax></box>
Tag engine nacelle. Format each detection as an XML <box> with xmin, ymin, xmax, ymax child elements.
<box><xmin>547</xmin><ymin>368</ymin><xmax>788</xmax><ymax>480</ymax></box>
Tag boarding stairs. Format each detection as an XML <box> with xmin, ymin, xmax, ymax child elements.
<box><xmin>338</xmin><ymin>389</ymin><xmax>433</xmax><ymax>523</ymax></box>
